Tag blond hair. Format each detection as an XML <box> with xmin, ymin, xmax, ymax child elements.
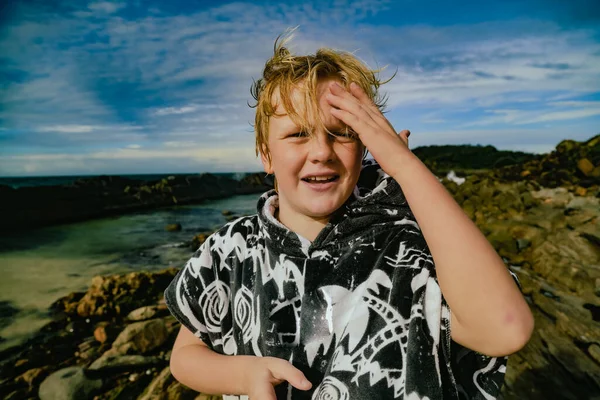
<box><xmin>249</xmin><ymin>26</ymin><xmax>396</xmax><ymax>163</ymax></box>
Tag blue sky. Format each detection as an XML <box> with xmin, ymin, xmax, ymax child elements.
<box><xmin>1</xmin><ymin>0</ymin><xmax>599</xmax><ymax>177</ymax></box>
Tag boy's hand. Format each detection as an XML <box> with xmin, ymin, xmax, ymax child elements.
<box><xmin>326</xmin><ymin>80</ymin><xmax>412</xmax><ymax>179</ymax></box>
<box><xmin>244</xmin><ymin>356</ymin><xmax>312</xmax><ymax>399</ymax></box>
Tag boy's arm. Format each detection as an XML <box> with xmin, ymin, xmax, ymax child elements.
<box><xmin>169</xmin><ymin>326</ymin><xmax>313</xmax><ymax>397</ymax></box>
<box><xmin>326</xmin><ymin>81</ymin><xmax>534</xmax><ymax>357</ymax></box>
<box><xmin>170</xmin><ymin>326</ymin><xmax>254</xmax><ymax>395</ymax></box>
<box><xmin>389</xmin><ymin>149</ymin><xmax>533</xmax><ymax>357</ymax></box>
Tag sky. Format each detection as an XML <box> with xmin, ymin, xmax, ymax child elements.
<box><xmin>0</xmin><ymin>0</ymin><xmax>599</xmax><ymax>177</ymax></box>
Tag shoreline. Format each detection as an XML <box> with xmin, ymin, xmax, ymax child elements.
<box><xmin>0</xmin><ymin>172</ymin><xmax>271</xmax><ymax>234</ymax></box>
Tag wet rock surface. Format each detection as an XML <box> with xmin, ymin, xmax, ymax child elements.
<box><xmin>0</xmin><ymin>135</ymin><xmax>599</xmax><ymax>399</ymax></box>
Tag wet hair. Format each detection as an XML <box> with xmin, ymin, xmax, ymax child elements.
<box><xmin>249</xmin><ymin>26</ymin><xmax>396</xmax><ymax>163</ymax></box>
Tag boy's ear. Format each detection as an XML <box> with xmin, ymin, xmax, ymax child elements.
<box><xmin>260</xmin><ymin>145</ymin><xmax>274</xmax><ymax>174</ymax></box>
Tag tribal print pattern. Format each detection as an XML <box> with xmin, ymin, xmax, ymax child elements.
<box><xmin>165</xmin><ymin>160</ymin><xmax>517</xmax><ymax>399</ymax></box>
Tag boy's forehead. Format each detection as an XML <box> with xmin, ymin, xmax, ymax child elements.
<box><xmin>270</xmin><ymin>83</ymin><xmax>305</xmax><ymax>113</ymax></box>
<box><xmin>269</xmin><ymin>79</ymin><xmax>342</xmax><ymax>129</ymax></box>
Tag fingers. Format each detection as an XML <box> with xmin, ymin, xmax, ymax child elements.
<box><xmin>346</xmin><ymin>82</ymin><xmax>398</xmax><ymax>136</ymax></box>
<box><xmin>329</xmin><ymin>107</ymin><xmax>378</xmax><ymax>138</ymax></box>
<box><xmin>328</xmin><ymin>82</ymin><xmax>396</xmax><ymax>139</ymax></box>
<box><xmin>328</xmin><ymin>82</ymin><xmax>382</xmax><ymax>131</ymax></box>
<box><xmin>267</xmin><ymin>357</ymin><xmax>312</xmax><ymax>391</ymax></box>
<box><xmin>327</xmin><ymin>95</ymin><xmax>381</xmax><ymax>139</ymax></box>
<box><xmin>346</xmin><ymin>81</ymin><xmax>381</xmax><ymax>116</ymax></box>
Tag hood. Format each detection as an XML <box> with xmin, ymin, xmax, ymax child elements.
<box><xmin>257</xmin><ymin>159</ymin><xmax>413</xmax><ymax>258</ymax></box>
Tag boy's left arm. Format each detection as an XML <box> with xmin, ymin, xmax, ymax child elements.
<box><xmin>326</xmin><ymin>80</ymin><xmax>534</xmax><ymax>357</ymax></box>
<box><xmin>390</xmin><ymin>147</ymin><xmax>534</xmax><ymax>357</ymax></box>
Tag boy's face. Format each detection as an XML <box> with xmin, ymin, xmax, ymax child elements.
<box><xmin>261</xmin><ymin>77</ymin><xmax>364</xmax><ymax>225</ymax></box>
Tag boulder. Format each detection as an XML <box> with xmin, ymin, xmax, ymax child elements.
<box><xmin>111</xmin><ymin>319</ymin><xmax>168</xmax><ymax>355</ymax></box>
<box><xmin>51</xmin><ymin>268</ymin><xmax>178</xmax><ymax>318</ymax></box>
<box><xmin>88</xmin><ymin>353</ymin><xmax>163</xmax><ymax>372</ymax></box>
<box><xmin>38</xmin><ymin>366</ymin><xmax>102</xmax><ymax>400</ymax></box>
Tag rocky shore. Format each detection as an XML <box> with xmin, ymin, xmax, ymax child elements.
<box><xmin>1</xmin><ymin>135</ymin><xmax>599</xmax><ymax>399</ymax></box>
<box><xmin>0</xmin><ymin>172</ymin><xmax>270</xmax><ymax>234</ymax></box>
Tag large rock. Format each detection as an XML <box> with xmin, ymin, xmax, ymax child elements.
<box><xmin>111</xmin><ymin>319</ymin><xmax>168</xmax><ymax>355</ymax></box>
<box><xmin>88</xmin><ymin>353</ymin><xmax>163</xmax><ymax>372</ymax></box>
<box><xmin>38</xmin><ymin>366</ymin><xmax>102</xmax><ymax>400</ymax></box>
<box><xmin>494</xmin><ymin>134</ymin><xmax>600</xmax><ymax>189</ymax></box>
<box><xmin>137</xmin><ymin>366</ymin><xmax>200</xmax><ymax>400</ymax></box>
<box><xmin>51</xmin><ymin>268</ymin><xmax>178</xmax><ymax>318</ymax></box>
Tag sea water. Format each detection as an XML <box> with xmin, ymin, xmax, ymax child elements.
<box><xmin>0</xmin><ymin>193</ymin><xmax>260</xmax><ymax>352</ymax></box>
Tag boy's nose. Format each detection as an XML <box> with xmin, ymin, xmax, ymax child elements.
<box><xmin>309</xmin><ymin>132</ymin><xmax>335</xmax><ymax>163</ymax></box>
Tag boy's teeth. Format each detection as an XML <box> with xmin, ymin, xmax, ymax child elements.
<box><xmin>306</xmin><ymin>176</ymin><xmax>335</xmax><ymax>182</ymax></box>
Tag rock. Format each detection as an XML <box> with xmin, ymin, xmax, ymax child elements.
<box><xmin>516</xmin><ymin>238</ymin><xmax>531</xmax><ymax>251</ymax></box>
<box><xmin>520</xmin><ymin>191</ymin><xmax>537</xmax><ymax>209</ymax></box>
<box><xmin>575</xmin><ymin>186</ymin><xmax>587</xmax><ymax>196</ymax></box>
<box><xmin>221</xmin><ymin>210</ymin><xmax>233</xmax><ymax>216</ymax></box>
<box><xmin>15</xmin><ymin>367</ymin><xmax>49</xmax><ymax>389</ymax></box>
<box><xmin>577</xmin><ymin>158</ymin><xmax>595</xmax><ymax>176</ymax></box>
<box><xmin>556</xmin><ymin>139</ymin><xmax>578</xmax><ymax>153</ymax></box>
<box><xmin>50</xmin><ymin>291</ymin><xmax>86</xmax><ymax>314</ymax></box>
<box><xmin>93</xmin><ymin>322</ymin><xmax>120</xmax><ymax>344</ymax></box>
<box><xmin>589</xmin><ymin>343</ymin><xmax>600</xmax><ymax>364</ymax></box>
<box><xmin>165</xmin><ymin>224</ymin><xmax>182</xmax><ymax>232</ymax></box>
<box><xmin>55</xmin><ymin>268</ymin><xmax>178</xmax><ymax>318</ymax></box>
<box><xmin>88</xmin><ymin>353</ymin><xmax>163</xmax><ymax>371</ymax></box>
<box><xmin>15</xmin><ymin>359</ymin><xmax>28</xmax><ymax>368</ymax></box>
<box><xmin>531</xmin><ymin>231</ymin><xmax>596</xmax><ymax>295</ymax></box>
<box><xmin>137</xmin><ymin>366</ymin><xmax>200</xmax><ymax>400</ymax></box>
<box><xmin>77</xmin><ymin>336</ymin><xmax>101</xmax><ymax>361</ymax></box>
<box><xmin>191</xmin><ymin>233</ymin><xmax>210</xmax><ymax>250</ymax></box>
<box><xmin>494</xmin><ymin>134</ymin><xmax>600</xmax><ymax>190</ymax></box>
<box><xmin>127</xmin><ymin>306</ymin><xmax>159</xmax><ymax>322</ymax></box>
<box><xmin>38</xmin><ymin>366</ymin><xmax>102</xmax><ymax>400</ymax></box>
<box><xmin>111</xmin><ymin>319</ymin><xmax>168</xmax><ymax>355</ymax></box>
<box><xmin>485</xmin><ymin>230</ymin><xmax>519</xmax><ymax>259</ymax></box>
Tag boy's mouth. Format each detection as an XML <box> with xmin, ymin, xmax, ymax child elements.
<box><xmin>301</xmin><ymin>175</ymin><xmax>339</xmax><ymax>183</ymax></box>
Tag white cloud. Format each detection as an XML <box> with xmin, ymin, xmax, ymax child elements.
<box><xmin>155</xmin><ymin>106</ymin><xmax>198</xmax><ymax>116</ymax></box>
<box><xmin>0</xmin><ymin>146</ymin><xmax>262</xmax><ymax>176</ymax></box>
<box><xmin>462</xmin><ymin>102</ymin><xmax>600</xmax><ymax>126</ymax></box>
<box><xmin>88</xmin><ymin>2</ymin><xmax>125</xmax><ymax>14</ymax></box>
<box><xmin>163</xmin><ymin>141</ymin><xmax>198</xmax><ymax>148</ymax></box>
<box><xmin>1</xmin><ymin>1</ymin><xmax>599</xmax><ymax>175</ymax></box>
<box><xmin>520</xmin><ymin>108</ymin><xmax>600</xmax><ymax>124</ymax></box>
<box><xmin>37</xmin><ymin>125</ymin><xmax>98</xmax><ymax>133</ymax></box>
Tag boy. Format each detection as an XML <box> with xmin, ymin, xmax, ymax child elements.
<box><xmin>164</xmin><ymin>29</ymin><xmax>533</xmax><ymax>400</ymax></box>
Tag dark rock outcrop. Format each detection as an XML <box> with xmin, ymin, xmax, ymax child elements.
<box><xmin>492</xmin><ymin>134</ymin><xmax>600</xmax><ymax>190</ymax></box>
<box><xmin>0</xmin><ymin>173</ymin><xmax>270</xmax><ymax>234</ymax></box>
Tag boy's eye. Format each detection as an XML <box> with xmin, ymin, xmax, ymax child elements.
<box><xmin>286</xmin><ymin>131</ymin><xmax>357</xmax><ymax>139</ymax></box>
<box><xmin>332</xmin><ymin>131</ymin><xmax>358</xmax><ymax>140</ymax></box>
<box><xmin>288</xmin><ymin>132</ymin><xmax>308</xmax><ymax>138</ymax></box>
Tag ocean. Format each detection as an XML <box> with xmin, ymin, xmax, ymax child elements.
<box><xmin>0</xmin><ymin>191</ymin><xmax>262</xmax><ymax>352</ymax></box>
